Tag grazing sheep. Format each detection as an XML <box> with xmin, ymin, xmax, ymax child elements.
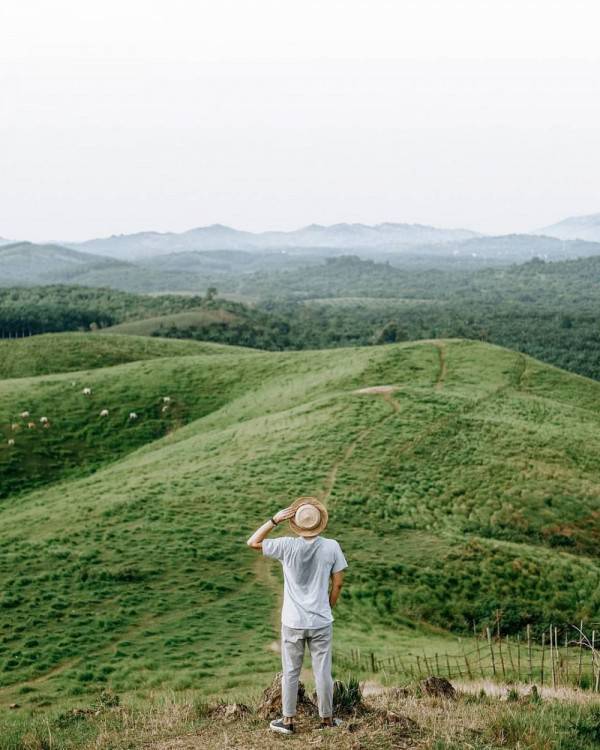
<box><xmin>39</xmin><ymin>416</ymin><xmax>48</xmax><ymax>424</ymax></box>
<box><xmin>7</xmin><ymin>439</ymin><xmax>15</xmax><ymax>446</ymax></box>
<box><xmin>20</xmin><ymin>411</ymin><xmax>30</xmax><ymax>419</ymax></box>
<box><xmin>27</xmin><ymin>422</ymin><xmax>36</xmax><ymax>429</ymax></box>
<box><xmin>100</xmin><ymin>409</ymin><xmax>109</xmax><ymax>417</ymax></box>
<box><xmin>161</xmin><ymin>405</ymin><xmax>169</xmax><ymax>413</ymax></box>
<box><xmin>11</xmin><ymin>423</ymin><xmax>20</xmax><ymax>431</ymax></box>
<box><xmin>42</xmin><ymin>422</ymin><xmax>50</xmax><ymax>429</ymax></box>
<box><xmin>162</xmin><ymin>396</ymin><xmax>171</xmax><ymax>403</ymax></box>
<box><xmin>128</xmin><ymin>412</ymin><xmax>138</xmax><ymax>420</ymax></box>
<box><xmin>82</xmin><ymin>387</ymin><xmax>92</xmax><ymax>396</ymax></box>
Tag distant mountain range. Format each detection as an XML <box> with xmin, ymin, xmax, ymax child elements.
<box><xmin>2</xmin><ymin>214</ymin><xmax>600</xmax><ymax>294</ymax></box>
<box><xmin>539</xmin><ymin>213</ymin><xmax>600</xmax><ymax>243</ymax></box>
<box><xmin>67</xmin><ymin>222</ymin><xmax>481</xmax><ymax>260</ymax></box>
<box><xmin>4</xmin><ymin>232</ymin><xmax>600</xmax><ymax>295</ymax></box>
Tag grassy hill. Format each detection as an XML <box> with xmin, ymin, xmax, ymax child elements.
<box><xmin>102</xmin><ymin>309</ymin><xmax>241</xmax><ymax>337</ymax></box>
<box><xmin>0</xmin><ymin>333</ymin><xmax>240</xmax><ymax>379</ymax></box>
<box><xmin>1</xmin><ymin>334</ymin><xmax>599</xmax><ymax>722</ymax></box>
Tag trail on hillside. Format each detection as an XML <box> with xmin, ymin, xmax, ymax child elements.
<box><xmin>434</xmin><ymin>343</ymin><xmax>447</xmax><ymax>390</ymax></box>
<box><xmin>252</xmin><ymin>554</ymin><xmax>283</xmax><ymax>652</ymax></box>
<box><xmin>322</xmin><ymin>390</ymin><xmax>401</xmax><ymax>502</ymax></box>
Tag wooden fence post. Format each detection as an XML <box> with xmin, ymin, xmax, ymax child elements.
<box><xmin>474</xmin><ymin>624</ymin><xmax>485</xmax><ymax>678</ymax></box>
<box><xmin>464</xmin><ymin>653</ymin><xmax>473</xmax><ymax>680</ymax></box>
<box><xmin>455</xmin><ymin>656</ymin><xmax>463</xmax><ymax>679</ymax></box>
<box><xmin>550</xmin><ymin>625</ymin><xmax>555</xmax><ymax>689</ymax></box>
<box><xmin>507</xmin><ymin>636</ymin><xmax>516</xmax><ymax>677</ymax></box>
<box><xmin>423</xmin><ymin>653</ymin><xmax>432</xmax><ymax>675</ymax></box>
<box><xmin>577</xmin><ymin>621</ymin><xmax>583</xmax><ymax>688</ymax></box>
<box><xmin>370</xmin><ymin>652</ymin><xmax>377</xmax><ymax>673</ymax></box>
<box><xmin>592</xmin><ymin>631</ymin><xmax>597</xmax><ymax>691</ymax></box>
<box><xmin>497</xmin><ymin>634</ymin><xmax>506</xmax><ymax>679</ymax></box>
<box><xmin>564</xmin><ymin>630</ymin><xmax>569</xmax><ymax>684</ymax></box>
<box><xmin>435</xmin><ymin>653</ymin><xmax>440</xmax><ymax>676</ymax></box>
<box><xmin>445</xmin><ymin>653</ymin><xmax>452</xmax><ymax>678</ymax></box>
<box><xmin>555</xmin><ymin>626</ymin><xmax>559</xmax><ymax>687</ymax></box>
<box><xmin>527</xmin><ymin>624</ymin><xmax>532</xmax><ymax>683</ymax></box>
<box><xmin>416</xmin><ymin>655</ymin><xmax>423</xmax><ymax>677</ymax></box>
<box><xmin>487</xmin><ymin>628</ymin><xmax>496</xmax><ymax>677</ymax></box>
<box><xmin>540</xmin><ymin>631</ymin><xmax>546</xmax><ymax>686</ymax></box>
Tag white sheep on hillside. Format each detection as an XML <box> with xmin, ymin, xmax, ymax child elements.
<box><xmin>11</xmin><ymin>423</ymin><xmax>20</xmax><ymax>432</ymax></box>
<box><xmin>27</xmin><ymin>422</ymin><xmax>36</xmax><ymax>429</ymax></box>
<box><xmin>82</xmin><ymin>387</ymin><xmax>92</xmax><ymax>396</ymax></box>
<box><xmin>161</xmin><ymin>405</ymin><xmax>169</xmax><ymax>413</ymax></box>
<box><xmin>7</xmin><ymin>439</ymin><xmax>15</xmax><ymax>446</ymax></box>
<box><xmin>20</xmin><ymin>411</ymin><xmax>30</xmax><ymax>419</ymax></box>
<box><xmin>100</xmin><ymin>409</ymin><xmax>109</xmax><ymax>417</ymax></box>
<box><xmin>39</xmin><ymin>416</ymin><xmax>48</xmax><ymax>424</ymax></box>
<box><xmin>129</xmin><ymin>412</ymin><xmax>138</xmax><ymax>420</ymax></box>
<box><xmin>162</xmin><ymin>396</ymin><xmax>171</xmax><ymax>403</ymax></box>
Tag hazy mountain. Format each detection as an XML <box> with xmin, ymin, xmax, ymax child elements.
<box><xmin>0</xmin><ymin>242</ymin><xmax>126</xmax><ymax>286</ymax></box>
<box><xmin>0</xmin><ymin>241</ymin><xmax>214</xmax><ymax>293</ymax></box>
<box><xmin>69</xmin><ymin>222</ymin><xmax>481</xmax><ymax>260</ymax></box>
<box><xmin>538</xmin><ymin>213</ymin><xmax>600</xmax><ymax>242</ymax></box>
<box><xmin>399</xmin><ymin>233</ymin><xmax>600</xmax><ymax>263</ymax></box>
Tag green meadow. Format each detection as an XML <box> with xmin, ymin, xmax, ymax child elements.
<box><xmin>0</xmin><ymin>333</ymin><xmax>599</xmax><ymax>728</ymax></box>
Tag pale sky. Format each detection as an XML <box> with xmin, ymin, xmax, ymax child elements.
<box><xmin>1</xmin><ymin>0</ymin><xmax>599</xmax><ymax>242</ymax></box>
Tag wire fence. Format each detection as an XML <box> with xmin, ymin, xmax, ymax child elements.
<box><xmin>333</xmin><ymin>622</ymin><xmax>600</xmax><ymax>691</ymax></box>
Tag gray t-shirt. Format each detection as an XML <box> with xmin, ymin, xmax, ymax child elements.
<box><xmin>263</xmin><ymin>536</ymin><xmax>348</xmax><ymax>629</ymax></box>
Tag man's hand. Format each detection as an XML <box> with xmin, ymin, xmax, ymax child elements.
<box><xmin>273</xmin><ymin>506</ymin><xmax>296</xmax><ymax>524</ymax></box>
<box><xmin>246</xmin><ymin>506</ymin><xmax>296</xmax><ymax>550</ymax></box>
<box><xmin>329</xmin><ymin>571</ymin><xmax>344</xmax><ymax>607</ymax></box>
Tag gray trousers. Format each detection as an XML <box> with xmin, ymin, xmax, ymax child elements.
<box><xmin>281</xmin><ymin>623</ymin><xmax>333</xmax><ymax>718</ymax></box>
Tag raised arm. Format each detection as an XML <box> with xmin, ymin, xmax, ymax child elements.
<box><xmin>246</xmin><ymin>506</ymin><xmax>296</xmax><ymax>550</ymax></box>
<box><xmin>329</xmin><ymin>571</ymin><xmax>344</xmax><ymax>607</ymax></box>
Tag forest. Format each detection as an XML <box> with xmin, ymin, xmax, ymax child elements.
<box><xmin>2</xmin><ymin>253</ymin><xmax>600</xmax><ymax>380</ymax></box>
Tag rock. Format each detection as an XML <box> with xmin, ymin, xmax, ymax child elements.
<box><xmin>9</xmin><ymin>703</ymin><xmax>20</xmax><ymax>709</ymax></box>
<box><xmin>210</xmin><ymin>702</ymin><xmax>251</xmax><ymax>721</ymax></box>
<box><xmin>420</xmin><ymin>676</ymin><xmax>456</xmax><ymax>699</ymax></box>
<box><xmin>257</xmin><ymin>673</ymin><xmax>317</xmax><ymax>719</ymax></box>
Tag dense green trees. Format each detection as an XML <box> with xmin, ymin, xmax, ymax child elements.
<box><xmin>5</xmin><ymin>252</ymin><xmax>600</xmax><ymax>381</ymax></box>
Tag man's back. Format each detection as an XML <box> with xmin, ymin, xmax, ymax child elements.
<box><xmin>263</xmin><ymin>535</ymin><xmax>347</xmax><ymax>628</ymax></box>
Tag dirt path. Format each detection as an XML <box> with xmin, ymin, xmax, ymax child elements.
<box><xmin>434</xmin><ymin>343</ymin><xmax>447</xmax><ymax>390</ymax></box>
<box><xmin>252</xmin><ymin>554</ymin><xmax>283</xmax><ymax>652</ymax></box>
<box><xmin>321</xmin><ymin>389</ymin><xmax>400</xmax><ymax>502</ymax></box>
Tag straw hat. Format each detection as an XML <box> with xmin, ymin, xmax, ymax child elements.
<box><xmin>288</xmin><ymin>496</ymin><xmax>328</xmax><ymax>538</ymax></box>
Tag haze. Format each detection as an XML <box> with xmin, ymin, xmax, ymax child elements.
<box><xmin>1</xmin><ymin>0</ymin><xmax>599</xmax><ymax>242</ymax></box>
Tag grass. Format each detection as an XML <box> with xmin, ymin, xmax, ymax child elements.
<box><xmin>0</xmin><ymin>334</ymin><xmax>599</xmax><ymax>721</ymax></box>
<box><xmin>101</xmin><ymin>309</ymin><xmax>240</xmax><ymax>337</ymax></box>
<box><xmin>2</xmin><ymin>680</ymin><xmax>600</xmax><ymax>749</ymax></box>
<box><xmin>0</xmin><ymin>333</ymin><xmax>246</xmax><ymax>379</ymax></box>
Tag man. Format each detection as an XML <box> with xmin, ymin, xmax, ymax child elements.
<box><xmin>247</xmin><ymin>496</ymin><xmax>347</xmax><ymax>735</ymax></box>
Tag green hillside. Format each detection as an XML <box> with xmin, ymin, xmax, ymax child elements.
<box><xmin>102</xmin><ymin>308</ymin><xmax>240</xmax><ymax>336</ymax></box>
<box><xmin>0</xmin><ymin>335</ymin><xmax>599</xmax><ymax>712</ymax></box>
<box><xmin>0</xmin><ymin>333</ymin><xmax>242</xmax><ymax>379</ymax></box>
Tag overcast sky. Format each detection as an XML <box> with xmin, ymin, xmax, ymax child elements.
<box><xmin>1</xmin><ymin>0</ymin><xmax>599</xmax><ymax>241</ymax></box>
